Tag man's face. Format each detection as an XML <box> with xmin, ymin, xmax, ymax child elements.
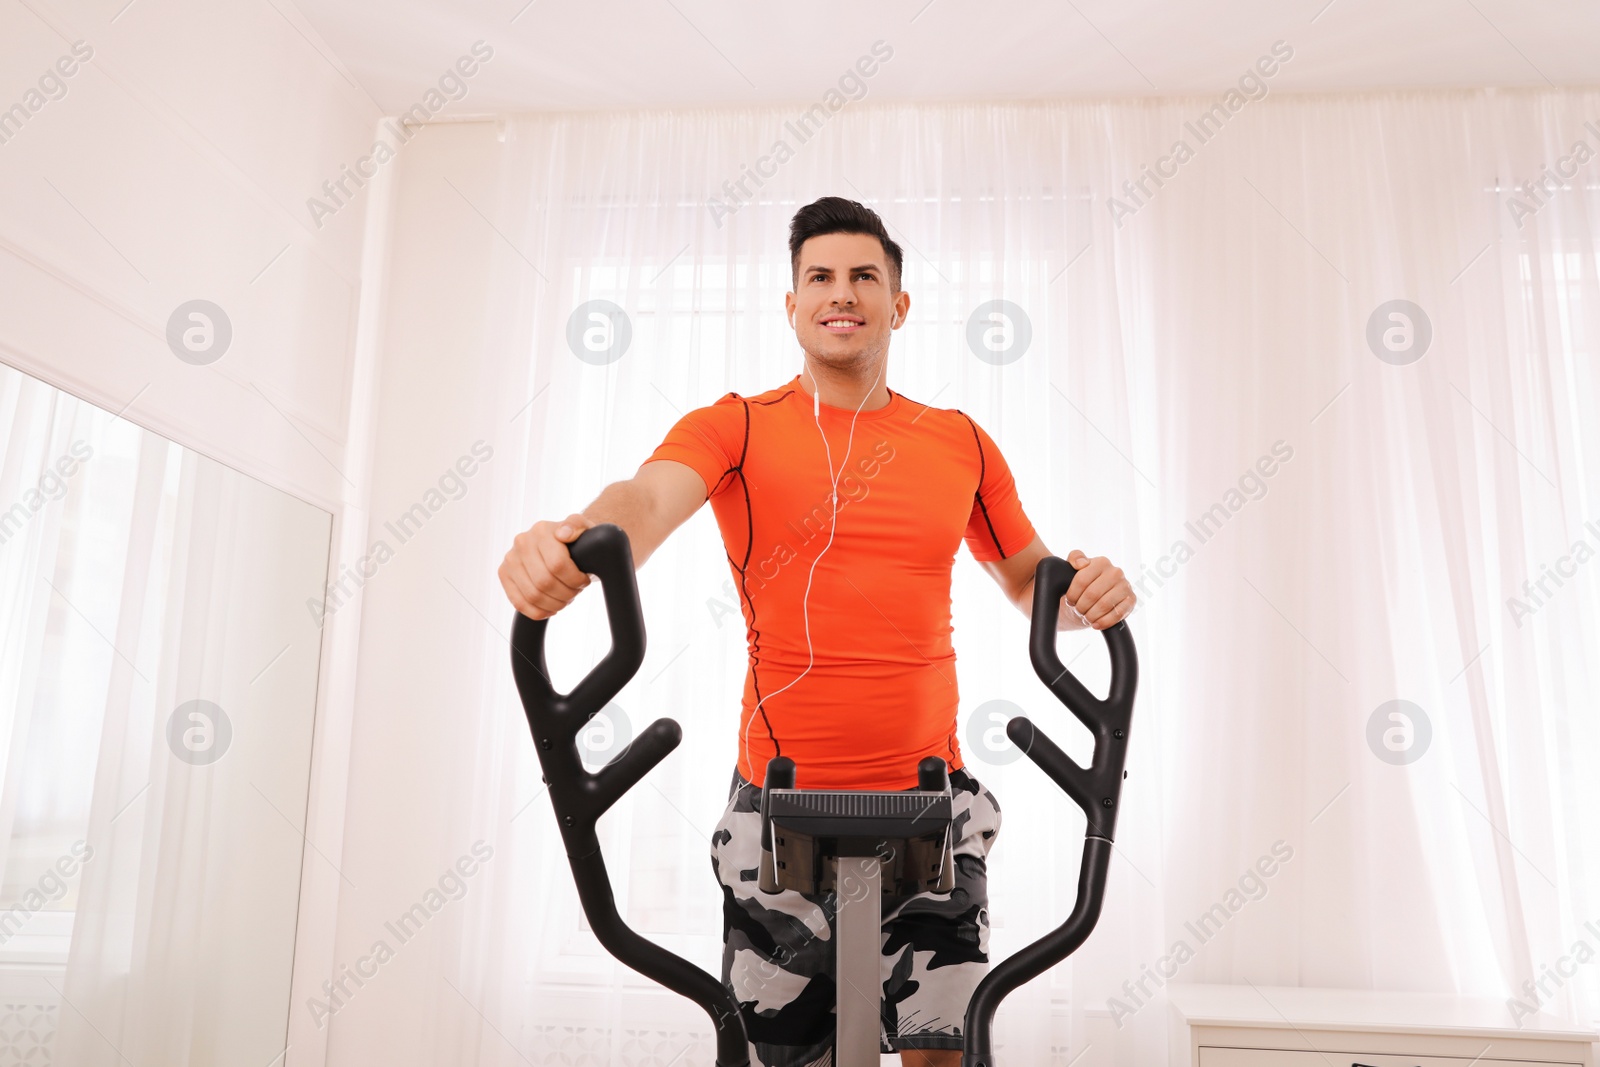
<box><xmin>785</xmin><ymin>232</ymin><xmax>910</xmax><ymax>370</ymax></box>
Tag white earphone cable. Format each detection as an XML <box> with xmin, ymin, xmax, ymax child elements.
<box><xmin>742</xmin><ymin>347</ymin><xmax>887</xmax><ymax>781</ymax></box>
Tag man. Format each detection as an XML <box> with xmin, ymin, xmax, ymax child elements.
<box><xmin>499</xmin><ymin>196</ymin><xmax>1135</xmax><ymax>1067</ymax></box>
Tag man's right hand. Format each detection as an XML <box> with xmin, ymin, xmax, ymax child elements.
<box><xmin>497</xmin><ymin>460</ymin><xmax>710</xmax><ymax>620</ymax></box>
<box><xmin>499</xmin><ymin>512</ymin><xmax>596</xmax><ymax>620</ymax></box>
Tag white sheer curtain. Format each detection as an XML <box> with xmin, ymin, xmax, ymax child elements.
<box><xmin>0</xmin><ymin>362</ymin><xmax>329</xmax><ymax>1066</ymax></box>
<box><xmin>0</xmin><ymin>366</ymin><xmax>147</xmax><ymax>936</ymax></box>
<box><xmin>364</xmin><ymin>88</ymin><xmax>1600</xmax><ymax>1066</ymax></box>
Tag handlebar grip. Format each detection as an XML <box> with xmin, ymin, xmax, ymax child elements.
<box><xmin>510</xmin><ymin>523</ymin><xmax>646</xmax><ymax>717</ymax></box>
<box><xmin>509</xmin><ymin>524</ymin><xmax>662</xmax><ymax>853</ymax></box>
<box><xmin>1029</xmin><ymin>556</ymin><xmax>1137</xmax><ymax>716</ymax></box>
<box><xmin>1024</xmin><ymin>555</ymin><xmax>1139</xmax><ymax>841</ymax></box>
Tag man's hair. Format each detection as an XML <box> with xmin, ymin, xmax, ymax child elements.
<box><xmin>788</xmin><ymin>196</ymin><xmax>904</xmax><ymax>293</ymax></box>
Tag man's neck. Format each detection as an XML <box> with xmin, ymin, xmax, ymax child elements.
<box><xmin>798</xmin><ymin>358</ymin><xmax>892</xmax><ymax>412</ymax></box>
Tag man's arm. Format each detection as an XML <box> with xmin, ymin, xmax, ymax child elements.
<box><xmin>977</xmin><ymin>534</ymin><xmax>1136</xmax><ymax>631</ymax></box>
<box><xmin>498</xmin><ymin>459</ymin><xmax>708</xmax><ymax>620</ymax></box>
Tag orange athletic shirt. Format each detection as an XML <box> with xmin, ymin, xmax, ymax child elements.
<box><xmin>643</xmin><ymin>376</ymin><xmax>1036</xmax><ymax>790</ymax></box>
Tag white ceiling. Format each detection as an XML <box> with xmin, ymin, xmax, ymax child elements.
<box><xmin>295</xmin><ymin>0</ymin><xmax>1598</xmax><ymax>115</ymax></box>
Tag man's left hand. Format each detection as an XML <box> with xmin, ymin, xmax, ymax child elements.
<box><xmin>1062</xmin><ymin>550</ymin><xmax>1136</xmax><ymax>630</ymax></box>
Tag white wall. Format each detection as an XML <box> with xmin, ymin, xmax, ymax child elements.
<box><xmin>0</xmin><ymin>4</ymin><xmax>393</xmax><ymax>1066</ymax></box>
<box><xmin>312</xmin><ymin>117</ymin><xmax>520</xmax><ymax>1067</ymax></box>
<box><xmin>0</xmin><ymin>0</ymin><xmax>376</xmax><ymax>509</ymax></box>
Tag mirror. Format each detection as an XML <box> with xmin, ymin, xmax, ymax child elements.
<box><xmin>0</xmin><ymin>360</ymin><xmax>331</xmax><ymax>1065</ymax></box>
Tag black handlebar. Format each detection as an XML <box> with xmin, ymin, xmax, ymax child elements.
<box><xmin>509</xmin><ymin>524</ymin><xmax>751</xmax><ymax>1067</ymax></box>
<box><xmin>510</xmin><ymin>526</ymin><xmax>1137</xmax><ymax>1067</ymax></box>
<box><xmin>962</xmin><ymin>555</ymin><xmax>1139</xmax><ymax>1066</ymax></box>
<box><xmin>1021</xmin><ymin>554</ymin><xmax>1137</xmax><ymax>840</ymax></box>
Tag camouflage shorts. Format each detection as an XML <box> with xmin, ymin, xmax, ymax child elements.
<box><xmin>709</xmin><ymin>765</ymin><xmax>1002</xmax><ymax>1066</ymax></box>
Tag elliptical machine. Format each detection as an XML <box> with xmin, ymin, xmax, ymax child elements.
<box><xmin>509</xmin><ymin>524</ymin><xmax>1137</xmax><ymax>1067</ymax></box>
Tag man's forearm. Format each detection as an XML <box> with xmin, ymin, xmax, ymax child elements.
<box><xmin>578</xmin><ymin>479</ymin><xmax>662</xmax><ymax>566</ymax></box>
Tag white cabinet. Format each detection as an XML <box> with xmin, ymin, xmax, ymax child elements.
<box><xmin>1168</xmin><ymin>984</ymin><xmax>1595</xmax><ymax>1067</ymax></box>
